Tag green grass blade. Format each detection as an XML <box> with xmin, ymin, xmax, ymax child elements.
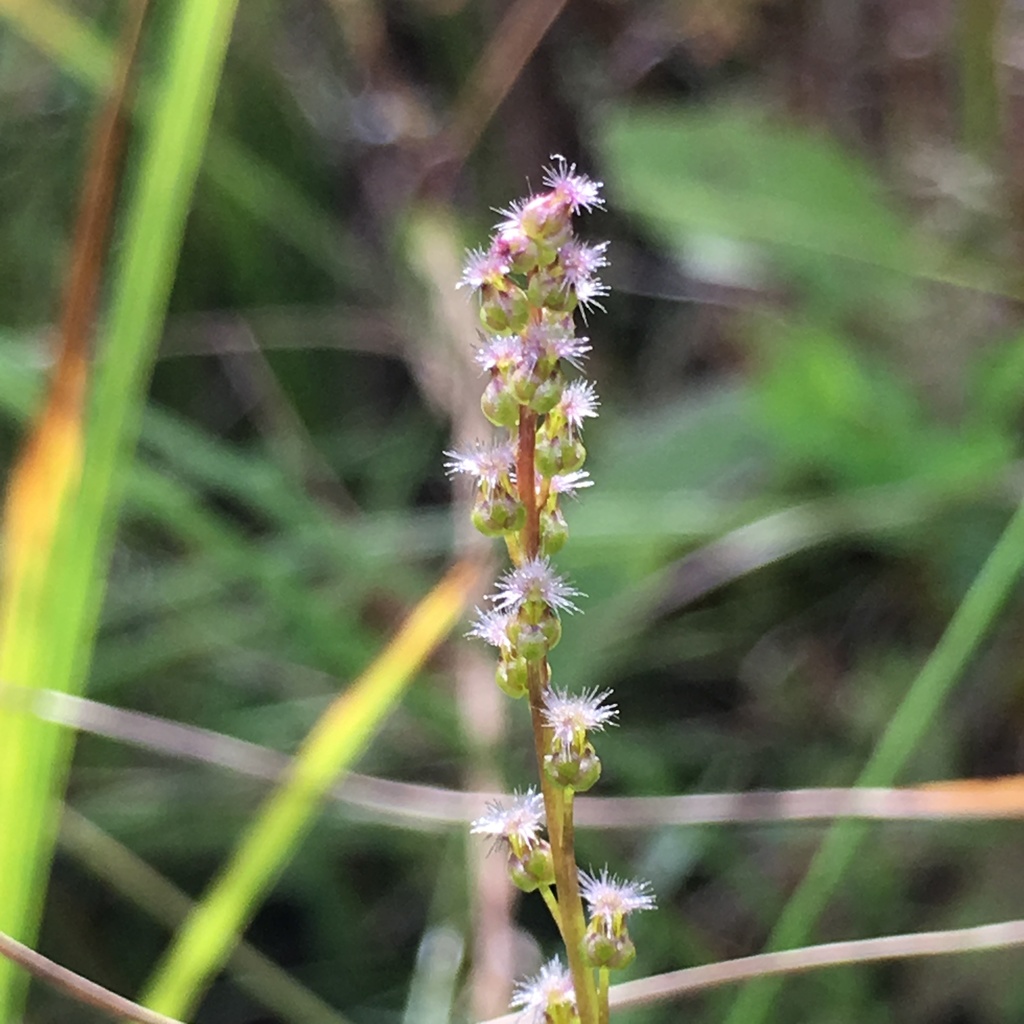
<box><xmin>139</xmin><ymin>563</ymin><xmax>479</xmax><ymax>1019</ymax></box>
<box><xmin>60</xmin><ymin>810</ymin><xmax>354</xmax><ymax>1024</ymax></box>
<box><xmin>0</xmin><ymin>0</ymin><xmax>238</xmax><ymax>1015</ymax></box>
<box><xmin>723</xmin><ymin>497</ymin><xmax>1024</xmax><ymax>1024</ymax></box>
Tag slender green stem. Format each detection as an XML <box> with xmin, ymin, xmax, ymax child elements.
<box><xmin>724</xmin><ymin>497</ymin><xmax>1024</xmax><ymax>1024</ymax></box>
<box><xmin>598</xmin><ymin>968</ymin><xmax>609</xmax><ymax>1024</ymax></box>
<box><xmin>539</xmin><ymin>885</ymin><xmax>563</xmax><ymax>934</ymax></box>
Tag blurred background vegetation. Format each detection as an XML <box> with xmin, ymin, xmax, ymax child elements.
<box><xmin>4</xmin><ymin>0</ymin><xmax>1024</xmax><ymax>1021</ymax></box>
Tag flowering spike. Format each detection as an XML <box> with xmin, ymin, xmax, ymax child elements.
<box><xmin>451</xmin><ymin>161</ymin><xmax>645</xmax><ymax>1015</ymax></box>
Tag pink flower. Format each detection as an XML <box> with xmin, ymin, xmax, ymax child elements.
<box><xmin>466</xmin><ymin>607</ymin><xmax>516</xmax><ymax>651</ymax></box>
<box><xmin>544</xmin><ymin>155</ymin><xmax>605</xmax><ymax>213</ymax></box>
<box><xmin>491</xmin><ymin>557</ymin><xmax>584</xmax><ymax>614</ymax></box>
<box><xmin>510</xmin><ymin>957</ymin><xmax>576</xmax><ymax>1024</ymax></box>
<box><xmin>560</xmin><ymin>239</ymin><xmax>609</xmax><ymax>289</ymax></box>
<box><xmin>580</xmin><ymin>867</ymin><xmax>656</xmax><ymax>926</ymax></box>
<box><xmin>474</xmin><ymin>334</ymin><xmax>523</xmax><ymax>372</ymax></box>
<box><xmin>471</xmin><ymin>789</ymin><xmax>546</xmax><ymax>850</ymax></box>
<box><xmin>443</xmin><ymin>440</ymin><xmax>516</xmax><ymax>486</ymax></box>
<box><xmin>558</xmin><ymin>379</ymin><xmax>600</xmax><ymax>433</ymax></box>
<box><xmin>549</xmin><ymin>470</ymin><xmax>594</xmax><ymax>496</ymax></box>
<box><xmin>459</xmin><ymin>246</ymin><xmax>511</xmax><ymax>292</ymax></box>
<box><xmin>542</xmin><ymin>687</ymin><xmax>618</xmax><ymax>752</ymax></box>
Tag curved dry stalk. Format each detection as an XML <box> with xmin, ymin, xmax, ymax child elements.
<box><xmin>476</xmin><ymin>918</ymin><xmax>1024</xmax><ymax>1023</ymax></box>
<box><xmin>60</xmin><ymin>809</ymin><xmax>354</xmax><ymax>1024</ymax></box>
<box><xmin>0</xmin><ymin>930</ymin><xmax>184</xmax><ymax>1024</ymax></box>
<box><xmin>8</xmin><ymin>683</ymin><xmax>1024</xmax><ymax>829</ymax></box>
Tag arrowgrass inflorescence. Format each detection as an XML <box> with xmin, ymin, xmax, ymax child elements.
<box><xmin>451</xmin><ymin>159</ymin><xmax>654</xmax><ymax>1024</ymax></box>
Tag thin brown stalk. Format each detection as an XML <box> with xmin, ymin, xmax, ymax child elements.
<box><xmin>477</xmin><ymin>918</ymin><xmax>1024</xmax><ymax>1023</ymax></box>
<box><xmin>516</xmin><ymin>410</ymin><xmax>540</xmax><ymax>557</ymax></box>
<box><xmin>12</xmin><ymin>685</ymin><xmax>1024</xmax><ymax>830</ymax></box>
<box><xmin>59</xmin><ymin>809</ymin><xmax>354</xmax><ymax>1024</ymax></box>
<box><xmin>440</xmin><ymin>0</ymin><xmax>572</xmax><ymax>169</ymax></box>
<box><xmin>515</xmin><ymin>402</ymin><xmax>598</xmax><ymax>1022</ymax></box>
<box><xmin>0</xmin><ymin>929</ymin><xmax>184</xmax><ymax>1024</ymax></box>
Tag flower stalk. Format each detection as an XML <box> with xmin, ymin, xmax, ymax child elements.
<box><xmin>455</xmin><ymin>158</ymin><xmax>653</xmax><ymax>1024</ymax></box>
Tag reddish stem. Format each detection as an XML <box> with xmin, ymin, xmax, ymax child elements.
<box><xmin>517</xmin><ymin>409</ymin><xmax>539</xmax><ymax>558</ymax></box>
<box><xmin>515</xmin><ymin>402</ymin><xmax>599</xmax><ymax>1023</ymax></box>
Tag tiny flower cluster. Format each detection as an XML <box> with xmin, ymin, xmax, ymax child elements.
<box><xmin>510</xmin><ymin>957</ymin><xmax>577</xmax><ymax>1024</ymax></box>
<box><xmin>579</xmin><ymin>867</ymin><xmax>656</xmax><ymax>970</ymax></box>
<box><xmin>456</xmin><ymin>160</ymin><xmax>656</xmax><ymax>1021</ymax></box>
<box><xmin>502</xmin><ymin>868</ymin><xmax>657</xmax><ymax>1023</ymax></box>
<box><xmin>470</xmin><ymin>789</ymin><xmax>553</xmax><ymax>893</ymax></box>
<box><xmin>448</xmin><ymin>158</ymin><xmax>606</xmax><ymax>701</ymax></box>
<box><xmin>542</xmin><ymin>687</ymin><xmax>617</xmax><ymax>790</ymax></box>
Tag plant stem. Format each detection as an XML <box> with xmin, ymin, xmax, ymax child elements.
<box><xmin>539</xmin><ymin>885</ymin><xmax>563</xmax><ymax>933</ymax></box>
<box><xmin>516</xmin><ymin>406</ymin><xmax>599</xmax><ymax>1024</ymax></box>
<box><xmin>598</xmin><ymin>969</ymin><xmax>609</xmax><ymax>1024</ymax></box>
<box><xmin>517</xmin><ymin>410</ymin><xmax>539</xmax><ymax>557</ymax></box>
<box><xmin>525</xmin><ymin>663</ymin><xmax>598</xmax><ymax>1024</ymax></box>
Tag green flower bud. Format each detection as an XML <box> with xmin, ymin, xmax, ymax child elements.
<box><xmin>481</xmin><ymin>376</ymin><xmax>521</xmax><ymax>427</ymax></box>
<box><xmin>543</xmin><ymin>285</ymin><xmax>576</xmax><ymax>315</ymax></box>
<box><xmin>496</xmin><ymin>655</ymin><xmax>528</xmax><ymax>699</ymax></box>
<box><xmin>531</xmin><ymin>259</ymin><xmax>582</xmax><ymax>312</ymax></box>
<box><xmin>538</xmin><ymin>607</ymin><xmax>561</xmax><ymax>649</ymax></box>
<box><xmin>519</xmin><ymin>201</ymin><xmax>572</xmax><ymax>250</ymax></box>
<box><xmin>508</xmin><ymin>842</ymin><xmax>555</xmax><ymax>892</ymax></box>
<box><xmin>471</xmin><ymin>494</ymin><xmax>526</xmax><ymax>537</ymax></box>
<box><xmin>529</xmin><ymin>373</ymin><xmax>564</xmax><ymax>414</ymax></box>
<box><xmin>508</xmin><ymin>237</ymin><xmax>557</xmax><ymax>277</ymax></box>
<box><xmin>479</xmin><ymin>302</ymin><xmax>509</xmax><ymax>333</ymax></box>
<box><xmin>540</xmin><ymin>507</ymin><xmax>569</xmax><ymax>556</ymax></box>
<box><xmin>526</xmin><ymin>267</ymin><xmax>562</xmax><ymax>310</ymax></box>
<box><xmin>544</xmin><ymin>743</ymin><xmax>601</xmax><ymax>791</ymax></box>
<box><xmin>541</xmin><ymin>220</ymin><xmax>572</xmax><ymax>250</ymax></box>
<box><xmin>480</xmin><ymin>284</ymin><xmax>529</xmax><ymax>334</ymax></box>
<box><xmin>509</xmin><ymin>365</ymin><xmax>542</xmax><ymax>405</ymax></box>
<box><xmin>536</xmin><ymin>436</ymin><xmax>587</xmax><ymax>477</ymax></box>
<box><xmin>516</xmin><ymin>623</ymin><xmax>548</xmax><ymax>663</ymax></box>
<box><xmin>582</xmin><ymin>926</ymin><xmax>635</xmax><ymax>970</ymax></box>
